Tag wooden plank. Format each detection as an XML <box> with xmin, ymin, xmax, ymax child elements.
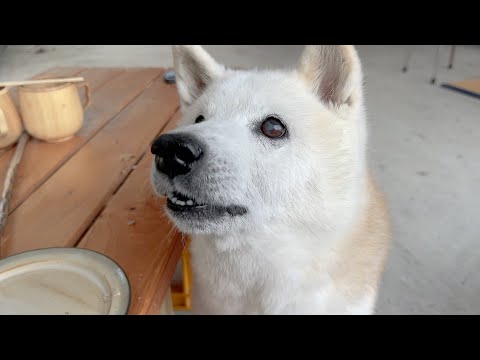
<box><xmin>77</xmin><ymin>112</ymin><xmax>183</xmax><ymax>315</ymax></box>
<box><xmin>0</xmin><ymin>76</ymin><xmax>179</xmax><ymax>258</ymax></box>
<box><xmin>31</xmin><ymin>67</ymin><xmax>86</xmax><ymax>81</ymax></box>
<box><xmin>157</xmin><ymin>288</ymin><xmax>174</xmax><ymax>315</ymax></box>
<box><xmin>76</xmin><ymin>68</ymin><xmax>124</xmax><ymax>92</ymax></box>
<box><xmin>145</xmin><ymin>236</ymin><xmax>184</xmax><ymax>315</ymax></box>
<box><xmin>0</xmin><ymin>68</ymin><xmax>162</xmax><ymax>215</ymax></box>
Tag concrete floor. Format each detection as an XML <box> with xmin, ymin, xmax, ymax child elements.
<box><xmin>1</xmin><ymin>45</ymin><xmax>479</xmax><ymax>314</ymax></box>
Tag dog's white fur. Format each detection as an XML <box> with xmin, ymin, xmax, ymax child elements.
<box><xmin>151</xmin><ymin>45</ymin><xmax>390</xmax><ymax>314</ymax></box>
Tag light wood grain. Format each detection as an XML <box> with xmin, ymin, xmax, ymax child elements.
<box><xmin>0</xmin><ymin>77</ymin><xmax>85</xmax><ymax>88</ymax></box>
<box><xmin>31</xmin><ymin>68</ymin><xmax>86</xmax><ymax>81</ymax></box>
<box><xmin>77</xmin><ymin>112</ymin><xmax>183</xmax><ymax>315</ymax></box>
<box><xmin>9</xmin><ymin>68</ymin><xmax>87</xmax><ymax>106</ymax></box>
<box><xmin>0</xmin><ymin>89</ymin><xmax>23</xmax><ymax>149</ymax></box>
<box><xmin>19</xmin><ymin>82</ymin><xmax>89</xmax><ymax>143</ymax></box>
<box><xmin>0</xmin><ymin>68</ymin><xmax>160</xmax><ymax>216</ymax></box>
<box><xmin>0</xmin><ymin>75</ymin><xmax>179</xmax><ymax>258</ymax></box>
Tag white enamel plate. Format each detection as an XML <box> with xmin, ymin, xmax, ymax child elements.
<box><xmin>0</xmin><ymin>248</ymin><xmax>130</xmax><ymax>315</ymax></box>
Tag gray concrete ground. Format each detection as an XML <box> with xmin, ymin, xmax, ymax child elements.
<box><xmin>1</xmin><ymin>45</ymin><xmax>479</xmax><ymax>314</ymax></box>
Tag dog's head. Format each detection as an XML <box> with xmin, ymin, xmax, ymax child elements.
<box><xmin>151</xmin><ymin>45</ymin><xmax>367</xmax><ymax>237</ymax></box>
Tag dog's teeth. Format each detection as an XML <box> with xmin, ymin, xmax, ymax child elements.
<box><xmin>169</xmin><ymin>192</ymin><xmax>201</xmax><ymax>207</ymax></box>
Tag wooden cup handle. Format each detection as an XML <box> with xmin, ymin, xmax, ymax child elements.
<box><xmin>78</xmin><ymin>82</ymin><xmax>91</xmax><ymax>109</ymax></box>
<box><xmin>0</xmin><ymin>108</ymin><xmax>8</xmax><ymax>137</ymax></box>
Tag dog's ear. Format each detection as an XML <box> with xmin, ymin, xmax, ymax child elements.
<box><xmin>297</xmin><ymin>45</ymin><xmax>363</xmax><ymax>107</ymax></box>
<box><xmin>172</xmin><ymin>45</ymin><xmax>225</xmax><ymax>109</ymax></box>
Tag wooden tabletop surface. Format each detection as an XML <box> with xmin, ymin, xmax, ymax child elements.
<box><xmin>0</xmin><ymin>67</ymin><xmax>183</xmax><ymax>315</ymax></box>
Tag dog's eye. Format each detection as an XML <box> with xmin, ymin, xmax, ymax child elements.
<box><xmin>261</xmin><ymin>117</ymin><xmax>286</xmax><ymax>138</ymax></box>
<box><xmin>195</xmin><ymin>115</ymin><xmax>205</xmax><ymax>124</ymax></box>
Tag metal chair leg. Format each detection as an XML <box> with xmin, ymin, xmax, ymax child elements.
<box><xmin>402</xmin><ymin>46</ymin><xmax>414</xmax><ymax>73</ymax></box>
<box><xmin>448</xmin><ymin>45</ymin><xmax>456</xmax><ymax>69</ymax></box>
<box><xmin>430</xmin><ymin>45</ymin><xmax>441</xmax><ymax>84</ymax></box>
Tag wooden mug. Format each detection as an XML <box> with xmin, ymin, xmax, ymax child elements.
<box><xmin>0</xmin><ymin>87</ymin><xmax>24</xmax><ymax>150</ymax></box>
<box><xmin>18</xmin><ymin>81</ymin><xmax>90</xmax><ymax>143</ymax></box>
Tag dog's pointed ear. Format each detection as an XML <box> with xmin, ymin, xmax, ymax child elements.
<box><xmin>172</xmin><ymin>45</ymin><xmax>225</xmax><ymax>109</ymax></box>
<box><xmin>297</xmin><ymin>45</ymin><xmax>363</xmax><ymax>107</ymax></box>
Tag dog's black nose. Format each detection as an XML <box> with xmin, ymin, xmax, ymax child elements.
<box><xmin>151</xmin><ymin>134</ymin><xmax>203</xmax><ymax>178</ymax></box>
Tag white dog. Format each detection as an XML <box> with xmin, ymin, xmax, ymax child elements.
<box><xmin>150</xmin><ymin>45</ymin><xmax>390</xmax><ymax>314</ymax></box>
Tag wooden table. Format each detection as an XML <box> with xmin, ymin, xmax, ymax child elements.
<box><xmin>0</xmin><ymin>67</ymin><xmax>184</xmax><ymax>315</ymax></box>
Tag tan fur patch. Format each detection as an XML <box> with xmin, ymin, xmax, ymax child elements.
<box><xmin>329</xmin><ymin>175</ymin><xmax>391</xmax><ymax>301</ymax></box>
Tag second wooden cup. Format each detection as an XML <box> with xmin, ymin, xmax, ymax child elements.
<box><xmin>18</xmin><ymin>81</ymin><xmax>90</xmax><ymax>143</ymax></box>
